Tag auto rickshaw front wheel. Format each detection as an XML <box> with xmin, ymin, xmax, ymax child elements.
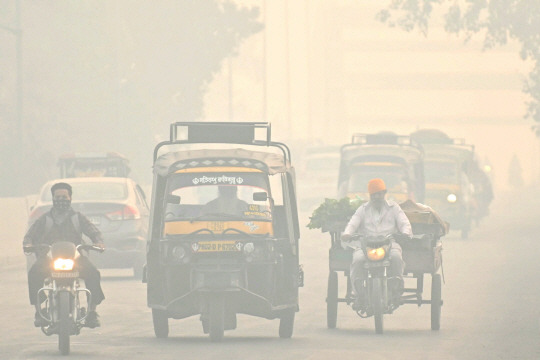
<box><xmin>209</xmin><ymin>296</ymin><xmax>225</xmax><ymax>342</ymax></box>
<box><xmin>279</xmin><ymin>308</ymin><xmax>295</xmax><ymax>338</ymax></box>
<box><xmin>152</xmin><ymin>308</ymin><xmax>169</xmax><ymax>338</ymax></box>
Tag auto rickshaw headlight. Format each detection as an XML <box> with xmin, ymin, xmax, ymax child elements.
<box><xmin>447</xmin><ymin>194</ymin><xmax>457</xmax><ymax>203</ymax></box>
<box><xmin>366</xmin><ymin>247</ymin><xmax>386</xmax><ymax>261</ymax></box>
<box><xmin>172</xmin><ymin>245</ymin><xmax>186</xmax><ymax>261</ymax></box>
<box><xmin>243</xmin><ymin>242</ymin><xmax>255</xmax><ymax>255</ymax></box>
<box><xmin>54</xmin><ymin>258</ymin><xmax>74</xmax><ymax>271</ymax></box>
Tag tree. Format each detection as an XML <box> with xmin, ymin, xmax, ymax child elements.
<box><xmin>377</xmin><ymin>0</ymin><xmax>540</xmax><ymax>123</ymax></box>
<box><xmin>0</xmin><ymin>0</ymin><xmax>262</xmax><ymax>196</ymax></box>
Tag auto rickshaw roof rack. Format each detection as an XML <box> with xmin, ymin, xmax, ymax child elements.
<box><xmin>153</xmin><ymin>122</ymin><xmax>291</xmax><ymax>163</ymax></box>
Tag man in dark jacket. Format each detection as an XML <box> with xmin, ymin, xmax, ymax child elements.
<box><xmin>23</xmin><ymin>182</ymin><xmax>106</xmax><ymax>328</ymax></box>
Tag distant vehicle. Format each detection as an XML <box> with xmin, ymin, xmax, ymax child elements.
<box><xmin>58</xmin><ymin>152</ymin><xmax>130</xmax><ymax>178</ymax></box>
<box><xmin>338</xmin><ymin>132</ymin><xmax>425</xmax><ymax>204</ymax></box>
<box><xmin>28</xmin><ymin>177</ymin><xmax>149</xmax><ymax>277</ymax></box>
<box><xmin>297</xmin><ymin>146</ymin><xmax>340</xmax><ymax>210</ymax></box>
<box><xmin>411</xmin><ymin>129</ymin><xmax>484</xmax><ymax>238</ymax></box>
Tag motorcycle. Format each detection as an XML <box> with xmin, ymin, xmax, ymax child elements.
<box><xmin>343</xmin><ymin>234</ymin><xmax>404</xmax><ymax>334</ymax></box>
<box><xmin>24</xmin><ymin>242</ymin><xmax>104</xmax><ymax>355</ymax></box>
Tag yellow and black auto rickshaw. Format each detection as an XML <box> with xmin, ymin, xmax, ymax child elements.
<box><xmin>337</xmin><ymin>132</ymin><xmax>425</xmax><ymax>203</ymax></box>
<box><xmin>145</xmin><ymin>122</ymin><xmax>302</xmax><ymax>341</ymax></box>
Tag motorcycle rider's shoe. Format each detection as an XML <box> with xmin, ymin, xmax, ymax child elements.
<box><xmin>34</xmin><ymin>311</ymin><xmax>47</xmax><ymax>327</ymax></box>
<box><xmin>85</xmin><ymin>311</ymin><xmax>100</xmax><ymax>328</ymax></box>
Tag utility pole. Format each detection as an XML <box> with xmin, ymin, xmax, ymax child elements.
<box><xmin>1</xmin><ymin>0</ymin><xmax>24</xmax><ymax>195</ymax></box>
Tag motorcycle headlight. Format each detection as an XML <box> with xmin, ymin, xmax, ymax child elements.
<box><xmin>366</xmin><ymin>247</ymin><xmax>386</xmax><ymax>261</ymax></box>
<box><xmin>53</xmin><ymin>258</ymin><xmax>74</xmax><ymax>271</ymax></box>
<box><xmin>447</xmin><ymin>194</ymin><xmax>457</xmax><ymax>203</ymax></box>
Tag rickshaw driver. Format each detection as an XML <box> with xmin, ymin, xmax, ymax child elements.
<box><xmin>341</xmin><ymin>178</ymin><xmax>412</xmax><ymax>309</ymax></box>
<box><xmin>202</xmin><ymin>185</ymin><xmax>249</xmax><ymax>216</ymax></box>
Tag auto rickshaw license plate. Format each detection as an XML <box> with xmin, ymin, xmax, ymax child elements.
<box><xmin>194</xmin><ymin>241</ymin><xmax>241</xmax><ymax>252</ymax></box>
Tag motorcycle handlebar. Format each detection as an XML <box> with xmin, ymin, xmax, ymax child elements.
<box><xmin>23</xmin><ymin>243</ymin><xmax>105</xmax><ymax>254</ymax></box>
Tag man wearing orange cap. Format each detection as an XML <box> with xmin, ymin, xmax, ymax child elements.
<box><xmin>342</xmin><ymin>178</ymin><xmax>412</xmax><ymax>308</ymax></box>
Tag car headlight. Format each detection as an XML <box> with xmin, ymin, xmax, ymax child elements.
<box><xmin>172</xmin><ymin>245</ymin><xmax>186</xmax><ymax>261</ymax></box>
<box><xmin>447</xmin><ymin>194</ymin><xmax>457</xmax><ymax>203</ymax></box>
<box><xmin>366</xmin><ymin>247</ymin><xmax>386</xmax><ymax>261</ymax></box>
<box><xmin>54</xmin><ymin>258</ymin><xmax>74</xmax><ymax>271</ymax></box>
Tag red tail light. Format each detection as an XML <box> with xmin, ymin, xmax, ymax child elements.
<box><xmin>123</xmin><ymin>205</ymin><xmax>140</xmax><ymax>220</ymax></box>
<box><xmin>106</xmin><ymin>205</ymin><xmax>140</xmax><ymax>220</ymax></box>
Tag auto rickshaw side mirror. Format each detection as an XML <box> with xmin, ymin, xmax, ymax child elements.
<box><xmin>253</xmin><ymin>192</ymin><xmax>268</xmax><ymax>201</ymax></box>
<box><xmin>166</xmin><ymin>194</ymin><xmax>181</xmax><ymax>204</ymax></box>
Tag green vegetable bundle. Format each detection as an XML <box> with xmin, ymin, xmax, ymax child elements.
<box><xmin>306</xmin><ymin>197</ymin><xmax>365</xmax><ymax>232</ymax></box>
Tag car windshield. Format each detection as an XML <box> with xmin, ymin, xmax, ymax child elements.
<box><xmin>348</xmin><ymin>164</ymin><xmax>408</xmax><ymax>193</ymax></box>
<box><xmin>42</xmin><ymin>182</ymin><xmax>128</xmax><ymax>201</ymax></box>
<box><xmin>424</xmin><ymin>160</ymin><xmax>459</xmax><ymax>184</ymax></box>
<box><xmin>165</xmin><ymin>171</ymin><xmax>272</xmax><ymax>221</ymax></box>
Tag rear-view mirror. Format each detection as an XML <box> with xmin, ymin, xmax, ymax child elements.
<box><xmin>166</xmin><ymin>194</ymin><xmax>181</xmax><ymax>204</ymax></box>
<box><xmin>253</xmin><ymin>192</ymin><xmax>268</xmax><ymax>201</ymax></box>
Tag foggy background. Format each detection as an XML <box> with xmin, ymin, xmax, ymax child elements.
<box><xmin>0</xmin><ymin>0</ymin><xmax>537</xmax><ymax>196</ymax></box>
<box><xmin>2</xmin><ymin>1</ymin><xmax>540</xmax><ymax>359</ymax></box>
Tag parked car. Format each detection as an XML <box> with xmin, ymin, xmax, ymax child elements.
<box><xmin>28</xmin><ymin>177</ymin><xmax>149</xmax><ymax>277</ymax></box>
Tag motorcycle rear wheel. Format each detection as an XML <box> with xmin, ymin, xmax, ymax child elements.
<box><xmin>58</xmin><ymin>291</ymin><xmax>71</xmax><ymax>355</ymax></box>
<box><xmin>371</xmin><ymin>279</ymin><xmax>384</xmax><ymax>334</ymax></box>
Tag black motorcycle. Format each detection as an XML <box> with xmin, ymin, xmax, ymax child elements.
<box><xmin>344</xmin><ymin>234</ymin><xmax>404</xmax><ymax>334</ymax></box>
<box><xmin>24</xmin><ymin>242</ymin><xmax>104</xmax><ymax>355</ymax></box>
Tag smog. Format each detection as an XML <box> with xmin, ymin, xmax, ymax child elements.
<box><xmin>1</xmin><ymin>0</ymin><xmax>539</xmax><ymax>359</ymax></box>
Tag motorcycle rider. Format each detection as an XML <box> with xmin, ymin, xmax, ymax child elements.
<box><xmin>23</xmin><ymin>182</ymin><xmax>105</xmax><ymax>328</ymax></box>
<box><xmin>341</xmin><ymin>178</ymin><xmax>412</xmax><ymax>308</ymax></box>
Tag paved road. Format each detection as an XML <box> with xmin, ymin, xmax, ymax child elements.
<box><xmin>1</xmin><ymin>190</ymin><xmax>539</xmax><ymax>359</ymax></box>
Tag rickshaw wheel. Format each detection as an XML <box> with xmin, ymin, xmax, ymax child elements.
<box><xmin>279</xmin><ymin>308</ymin><xmax>295</xmax><ymax>338</ymax></box>
<box><xmin>431</xmin><ymin>274</ymin><xmax>442</xmax><ymax>330</ymax></box>
<box><xmin>152</xmin><ymin>308</ymin><xmax>169</xmax><ymax>338</ymax></box>
<box><xmin>371</xmin><ymin>279</ymin><xmax>384</xmax><ymax>334</ymax></box>
<box><xmin>327</xmin><ymin>271</ymin><xmax>338</xmax><ymax>329</ymax></box>
<box><xmin>209</xmin><ymin>296</ymin><xmax>225</xmax><ymax>342</ymax></box>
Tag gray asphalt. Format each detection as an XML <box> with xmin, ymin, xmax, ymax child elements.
<box><xmin>1</xmin><ymin>189</ymin><xmax>539</xmax><ymax>359</ymax></box>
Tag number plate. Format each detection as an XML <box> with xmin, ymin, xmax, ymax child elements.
<box><xmin>52</xmin><ymin>271</ymin><xmax>79</xmax><ymax>278</ymax></box>
<box><xmin>193</xmin><ymin>241</ymin><xmax>242</xmax><ymax>252</ymax></box>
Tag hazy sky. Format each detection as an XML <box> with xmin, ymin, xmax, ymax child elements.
<box><xmin>204</xmin><ymin>0</ymin><xmax>536</xmax><ymax>190</ymax></box>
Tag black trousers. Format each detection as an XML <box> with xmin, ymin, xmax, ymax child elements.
<box><xmin>28</xmin><ymin>255</ymin><xmax>105</xmax><ymax>306</ymax></box>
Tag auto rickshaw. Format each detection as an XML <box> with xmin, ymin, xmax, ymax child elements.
<box><xmin>145</xmin><ymin>122</ymin><xmax>302</xmax><ymax>341</ymax></box>
<box><xmin>58</xmin><ymin>152</ymin><xmax>130</xmax><ymax>178</ymax></box>
<box><xmin>411</xmin><ymin>129</ymin><xmax>476</xmax><ymax>238</ymax></box>
<box><xmin>337</xmin><ymin>132</ymin><xmax>425</xmax><ymax>203</ymax></box>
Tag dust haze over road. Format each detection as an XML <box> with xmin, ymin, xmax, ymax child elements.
<box><xmin>1</xmin><ymin>188</ymin><xmax>539</xmax><ymax>359</ymax></box>
<box><xmin>2</xmin><ymin>0</ymin><xmax>540</xmax><ymax>359</ymax></box>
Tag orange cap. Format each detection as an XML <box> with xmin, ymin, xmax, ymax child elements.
<box><xmin>367</xmin><ymin>178</ymin><xmax>386</xmax><ymax>194</ymax></box>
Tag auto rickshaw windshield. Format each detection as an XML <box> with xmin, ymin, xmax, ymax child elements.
<box><xmin>348</xmin><ymin>164</ymin><xmax>409</xmax><ymax>193</ymax></box>
<box><xmin>424</xmin><ymin>160</ymin><xmax>460</xmax><ymax>184</ymax></box>
<box><xmin>164</xmin><ymin>171</ymin><xmax>273</xmax><ymax>221</ymax></box>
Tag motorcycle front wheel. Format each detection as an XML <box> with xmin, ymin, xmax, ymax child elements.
<box><xmin>371</xmin><ymin>278</ymin><xmax>384</xmax><ymax>334</ymax></box>
<box><xmin>58</xmin><ymin>291</ymin><xmax>71</xmax><ymax>355</ymax></box>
